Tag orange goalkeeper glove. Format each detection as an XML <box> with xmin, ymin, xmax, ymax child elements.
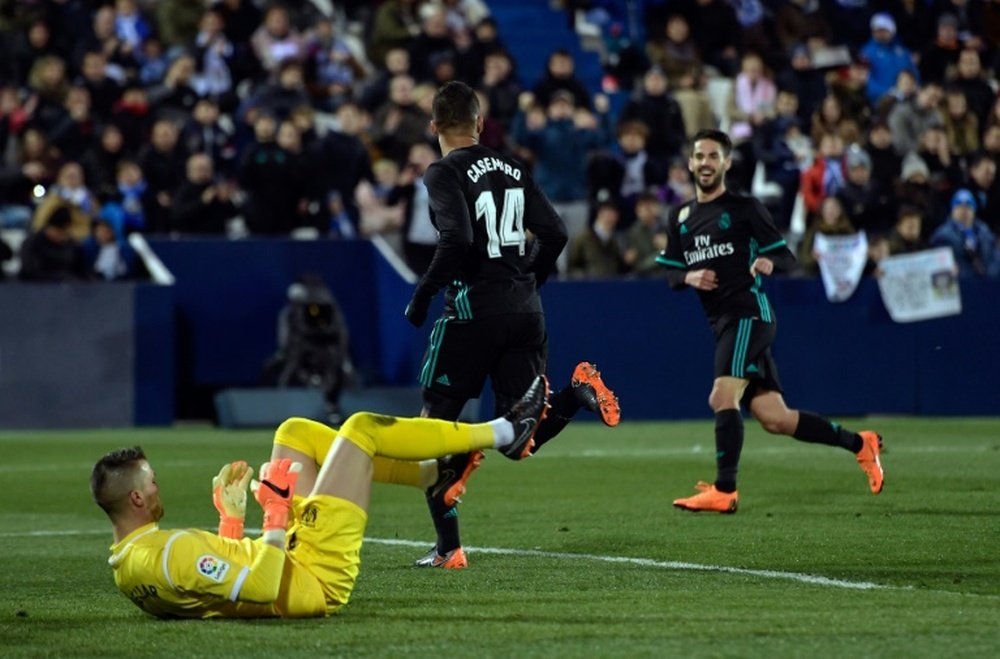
<box><xmin>212</xmin><ymin>461</ymin><xmax>254</xmax><ymax>539</ymax></box>
<box><xmin>251</xmin><ymin>459</ymin><xmax>302</xmax><ymax>544</ymax></box>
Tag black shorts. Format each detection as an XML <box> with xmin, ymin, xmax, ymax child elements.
<box><xmin>713</xmin><ymin>317</ymin><xmax>783</xmax><ymax>401</ymax></box>
<box><xmin>419</xmin><ymin>312</ymin><xmax>547</xmax><ymax>408</ymax></box>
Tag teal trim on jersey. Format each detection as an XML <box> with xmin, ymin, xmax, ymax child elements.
<box><xmin>748</xmin><ymin>238</ymin><xmax>773</xmax><ymax>322</ymax></box>
<box><xmin>731</xmin><ymin>318</ymin><xmax>752</xmax><ymax>377</ymax></box>
<box><xmin>451</xmin><ymin>280</ymin><xmax>472</xmax><ymax>320</ymax></box>
<box><xmin>419</xmin><ymin>317</ymin><xmax>449</xmax><ymax>387</ymax></box>
<box><xmin>758</xmin><ymin>239</ymin><xmax>787</xmax><ymax>253</ymax></box>
<box><xmin>656</xmin><ymin>255</ymin><xmax>686</xmax><ymax>269</ymax></box>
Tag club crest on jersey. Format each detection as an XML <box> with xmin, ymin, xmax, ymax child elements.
<box><xmin>197</xmin><ymin>555</ymin><xmax>231</xmax><ymax>583</ymax></box>
<box><xmin>719</xmin><ymin>212</ymin><xmax>731</xmax><ymax>230</ymax></box>
<box><xmin>678</xmin><ymin>206</ymin><xmax>690</xmax><ymax>223</ymax></box>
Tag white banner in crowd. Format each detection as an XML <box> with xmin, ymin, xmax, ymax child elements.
<box><xmin>876</xmin><ymin>247</ymin><xmax>962</xmax><ymax>323</ymax></box>
<box><xmin>814</xmin><ymin>231</ymin><xmax>869</xmax><ymax>302</ymax></box>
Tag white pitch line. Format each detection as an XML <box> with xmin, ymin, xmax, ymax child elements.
<box><xmin>0</xmin><ymin>528</ymin><xmax>882</xmax><ymax>591</ymax></box>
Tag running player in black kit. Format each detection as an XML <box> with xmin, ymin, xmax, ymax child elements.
<box><xmin>403</xmin><ymin>81</ymin><xmax>621</xmax><ymax>568</ymax></box>
<box><xmin>657</xmin><ymin>129</ymin><xmax>884</xmax><ymax>513</ymax></box>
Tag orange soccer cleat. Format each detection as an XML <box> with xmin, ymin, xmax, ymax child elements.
<box><xmin>856</xmin><ymin>431</ymin><xmax>884</xmax><ymax>494</ymax></box>
<box><xmin>571</xmin><ymin>362</ymin><xmax>621</xmax><ymax>427</ymax></box>
<box><xmin>673</xmin><ymin>481</ymin><xmax>739</xmax><ymax>513</ymax></box>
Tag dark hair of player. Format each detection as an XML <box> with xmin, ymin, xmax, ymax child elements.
<box><xmin>691</xmin><ymin>129</ymin><xmax>733</xmax><ymax>158</ymax></box>
<box><xmin>91</xmin><ymin>446</ymin><xmax>147</xmax><ymax>515</ymax></box>
<box><xmin>432</xmin><ymin>81</ymin><xmax>480</xmax><ymax>132</ymax></box>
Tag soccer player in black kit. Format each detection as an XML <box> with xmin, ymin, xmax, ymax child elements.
<box><xmin>404</xmin><ymin>81</ymin><xmax>621</xmax><ymax>566</ymax></box>
<box><xmin>657</xmin><ymin>129</ymin><xmax>884</xmax><ymax>513</ymax></box>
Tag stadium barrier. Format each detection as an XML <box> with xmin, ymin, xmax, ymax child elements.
<box><xmin>149</xmin><ymin>238</ymin><xmax>999</xmax><ymax>422</ymax></box>
<box><xmin>0</xmin><ymin>282</ymin><xmax>173</xmax><ymax>429</ymax></box>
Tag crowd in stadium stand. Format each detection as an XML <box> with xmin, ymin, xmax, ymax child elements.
<box><xmin>0</xmin><ymin>0</ymin><xmax>998</xmax><ymax>282</ymax></box>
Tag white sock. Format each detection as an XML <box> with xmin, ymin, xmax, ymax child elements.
<box><xmin>489</xmin><ymin>418</ymin><xmax>514</xmax><ymax>448</ymax></box>
<box><xmin>418</xmin><ymin>460</ymin><xmax>438</xmax><ymax>489</ymax></box>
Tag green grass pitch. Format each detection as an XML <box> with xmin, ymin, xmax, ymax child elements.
<box><xmin>2</xmin><ymin>417</ymin><xmax>999</xmax><ymax>657</ymax></box>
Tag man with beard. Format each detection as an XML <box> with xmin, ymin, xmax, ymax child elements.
<box><xmin>656</xmin><ymin>129</ymin><xmax>884</xmax><ymax>513</ymax></box>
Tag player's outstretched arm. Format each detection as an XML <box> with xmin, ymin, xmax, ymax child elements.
<box><xmin>212</xmin><ymin>461</ymin><xmax>253</xmax><ymax>539</ymax></box>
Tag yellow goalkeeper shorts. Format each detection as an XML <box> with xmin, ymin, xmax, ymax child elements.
<box><xmin>286</xmin><ymin>494</ymin><xmax>368</xmax><ymax>615</ymax></box>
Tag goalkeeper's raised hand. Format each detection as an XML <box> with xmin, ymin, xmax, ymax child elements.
<box><xmin>212</xmin><ymin>461</ymin><xmax>253</xmax><ymax>539</ymax></box>
<box><xmin>251</xmin><ymin>459</ymin><xmax>302</xmax><ymax>546</ymax></box>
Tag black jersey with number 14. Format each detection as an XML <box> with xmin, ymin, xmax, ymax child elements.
<box><xmin>415</xmin><ymin>144</ymin><xmax>568</xmax><ymax>319</ymax></box>
<box><xmin>657</xmin><ymin>191</ymin><xmax>796</xmax><ymax>332</ymax></box>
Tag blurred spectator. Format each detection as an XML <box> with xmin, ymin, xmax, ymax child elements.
<box><xmin>887</xmin><ymin>0</ymin><xmax>935</xmax><ymax>53</ymax></box>
<box><xmin>109</xmin><ymin>86</ymin><xmax>151</xmax><ymax>147</ymax></box>
<box><xmin>478</xmin><ymin>49</ymin><xmax>521</xmax><ymax>130</ymax></box>
<box><xmin>31</xmin><ymin>161</ymin><xmax>98</xmax><ymax>241</ymax></box>
<box><xmin>0</xmin><ymin>160</ymin><xmax>46</xmax><ymax>230</ymax></box>
<box><xmin>953</xmin><ymin>48</ymin><xmax>993</xmax><ymax>127</ymax></box>
<box><xmin>304</xmin><ymin>16</ymin><xmax>367</xmax><ymax>112</ymax></box>
<box><xmin>15</xmin><ymin>126</ymin><xmax>61</xmax><ymax>186</ymax></box>
<box><xmin>531</xmin><ymin>49</ymin><xmax>592</xmax><ymax>110</ymax></box>
<box><xmin>826</xmin><ymin>58</ymin><xmax>871</xmax><ymax>131</ymax></box>
<box><xmin>137</xmin><ymin>118</ymin><xmax>186</xmax><ymax>234</ymax></box>
<box><xmin>113</xmin><ymin>0</ymin><xmax>153</xmax><ymax>56</ymax></box>
<box><xmin>887</xmin><ymin>81</ymin><xmax>943</xmax><ymax>155</ymax></box>
<box><xmin>588</xmin><ymin>119</ymin><xmax>667</xmax><ymax>227</ymax></box>
<box><xmin>567</xmin><ymin>201</ymin><xmax>626</xmax><ymax>278</ymax></box>
<box><xmin>622</xmin><ymin>192</ymin><xmax>667</xmax><ymax>277</ymax></box>
<box><xmin>645</xmin><ymin>14</ymin><xmax>700</xmax><ymax>86</ymax></box>
<box><xmin>73</xmin><ymin>5</ymin><xmax>139</xmax><ymax>81</ymax></box>
<box><xmin>895</xmin><ymin>151</ymin><xmax>942</xmax><ymax>232</ymax></box>
<box><xmin>462</xmin><ymin>16</ymin><xmax>504</xmax><ymax>85</ymax></box>
<box><xmin>82</xmin><ymin>215</ymin><xmax>136</xmax><ymax>280</ymax></box>
<box><xmin>250</xmin><ymin>4</ymin><xmax>306</xmax><ymax>79</ymax></box>
<box><xmin>370</xmin><ymin>74</ymin><xmax>430</xmax><ymax>165</ymax></box>
<box><xmin>859</xmin><ymin>13</ymin><xmax>917</xmax><ymax>107</ymax></box>
<box><xmin>180</xmin><ymin>97</ymin><xmax>238</xmax><ymax>178</ymax></box>
<box><xmin>864</xmin><ymin>121</ymin><xmax>901</xmax><ymax>189</ymax></box>
<box><xmin>76</xmin><ymin>50</ymin><xmax>123</xmax><ymax>120</ymax></box>
<box><xmin>137</xmin><ymin>37</ymin><xmax>169</xmax><ymax>86</ymax></box>
<box><xmin>26</xmin><ymin>55</ymin><xmax>71</xmax><ymax>135</ymax></box>
<box><xmin>658</xmin><ymin>156</ymin><xmax>696</xmax><ymax>209</ymax></box>
<box><xmin>730</xmin><ymin>51</ymin><xmax>778</xmax><ymax>192</ymax></box>
<box><xmin>918</xmin><ymin>13</ymin><xmax>961</xmax><ymax>83</ymax></box>
<box><xmin>473</xmin><ymin>90</ymin><xmax>508</xmax><ymax>154</ymax></box>
<box><xmin>80</xmin><ymin>122</ymin><xmax>127</xmax><ymax>201</ymax></box>
<box><xmin>797</xmin><ymin>195</ymin><xmax>857</xmax><ymax>275</ymax></box>
<box><xmin>190</xmin><ymin>8</ymin><xmax>238</xmax><ymax>110</ymax></box>
<box><xmin>809</xmin><ymin>93</ymin><xmax>861</xmax><ymax>146</ymax></box>
<box><xmin>147</xmin><ymin>53</ymin><xmax>201</xmax><ymax>124</ymax></box>
<box><xmin>887</xmin><ymin>205</ymin><xmax>928</xmax><ymax>254</ymax></box>
<box><xmin>837</xmin><ymin>143</ymin><xmax>895</xmax><ymax>237</ymax></box>
<box><xmin>753</xmin><ymin>89</ymin><xmax>807</xmax><ymax>230</ymax></box>
<box><xmin>930</xmin><ymin>188</ymin><xmax>1000</xmax><ymax>278</ymax></box>
<box><xmin>170</xmin><ymin>152</ymin><xmax>238</xmax><ymax>234</ymax></box>
<box><xmin>212</xmin><ymin>0</ymin><xmax>262</xmax><ymax>46</ymax></box>
<box><xmin>774</xmin><ymin>0</ymin><xmax>832</xmax><ymax>52</ymax></box>
<box><xmin>241</xmin><ymin>59</ymin><xmax>311</xmax><ymax>126</ymax></box>
<box><xmin>687</xmin><ymin>0</ymin><xmax>741</xmax><ymax>77</ymax></box>
<box><xmin>511</xmin><ymin>90</ymin><xmax>612</xmax><ymax>271</ymax></box>
<box><xmin>671</xmin><ymin>66</ymin><xmax>716</xmax><ymax>140</ymax></box>
<box><xmin>801</xmin><ymin>131</ymin><xmax>846</xmax><ymax>216</ymax></box>
<box><xmin>103</xmin><ymin>159</ymin><xmax>152</xmax><ymax>235</ymax></box>
<box><xmin>619</xmin><ymin>66</ymin><xmax>687</xmax><ymax>162</ymax></box>
<box><xmin>305</xmin><ymin>101</ymin><xmax>374</xmax><ymax>235</ymax></box>
<box><xmin>156</xmin><ymin>0</ymin><xmax>203</xmax><ymax>51</ymax></box>
<box><xmin>19</xmin><ymin>205</ymin><xmax>91</xmax><ymax>281</ymax></box>
<box><xmin>775</xmin><ymin>43</ymin><xmax>826</xmax><ymax>127</ymax></box>
<box><xmin>236</xmin><ymin>112</ymin><xmax>303</xmax><ymax>235</ymax></box>
<box><xmin>368</xmin><ymin>0</ymin><xmax>422</xmax><ymax>67</ymax></box>
<box><xmin>356</xmin><ymin>157</ymin><xmax>404</xmax><ymax>237</ymax></box>
<box><xmin>965</xmin><ymin>151</ymin><xmax>1000</xmax><ymax>233</ymax></box>
<box><xmin>915</xmin><ymin>124</ymin><xmax>963</xmax><ymax>196</ymax></box>
<box><xmin>7</xmin><ymin>18</ymin><xmax>60</xmax><ymax>88</ymax></box>
<box><xmin>408</xmin><ymin>3</ymin><xmax>458</xmax><ymax>83</ymax></box>
<box><xmin>942</xmin><ymin>87</ymin><xmax>979</xmax><ymax>158</ymax></box>
<box><xmin>390</xmin><ymin>141</ymin><xmax>439</xmax><ymax>274</ymax></box>
<box><xmin>48</xmin><ymin>86</ymin><xmax>98</xmax><ymax>161</ymax></box>
<box><xmin>358</xmin><ymin>46</ymin><xmax>410</xmax><ymax>113</ymax></box>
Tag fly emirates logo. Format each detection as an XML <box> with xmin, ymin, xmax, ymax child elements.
<box><xmin>685</xmin><ymin>233</ymin><xmax>734</xmax><ymax>265</ymax></box>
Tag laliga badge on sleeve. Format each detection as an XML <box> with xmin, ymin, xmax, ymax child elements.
<box><xmin>197</xmin><ymin>555</ymin><xmax>231</xmax><ymax>583</ymax></box>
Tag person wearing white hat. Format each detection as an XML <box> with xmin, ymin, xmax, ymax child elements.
<box><xmin>859</xmin><ymin>12</ymin><xmax>918</xmax><ymax>106</ymax></box>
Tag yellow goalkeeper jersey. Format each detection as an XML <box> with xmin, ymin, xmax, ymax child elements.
<box><xmin>108</xmin><ymin>523</ymin><xmax>326</xmax><ymax>619</ymax></box>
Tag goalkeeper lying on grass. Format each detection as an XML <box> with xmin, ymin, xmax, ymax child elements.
<box><xmin>91</xmin><ymin>377</ymin><xmax>550</xmax><ymax>619</ymax></box>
